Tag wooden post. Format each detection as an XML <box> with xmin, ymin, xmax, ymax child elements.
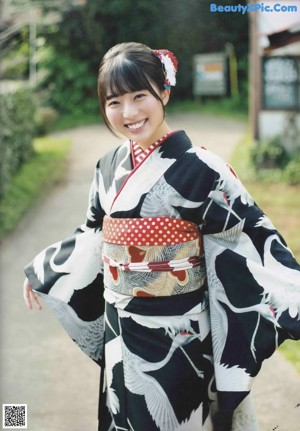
<box><xmin>249</xmin><ymin>2</ymin><xmax>262</xmax><ymax>141</ymax></box>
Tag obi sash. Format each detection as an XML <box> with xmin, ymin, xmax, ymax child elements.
<box><xmin>102</xmin><ymin>216</ymin><xmax>207</xmax><ymax>297</ymax></box>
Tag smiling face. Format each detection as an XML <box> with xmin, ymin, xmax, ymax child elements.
<box><xmin>98</xmin><ymin>42</ymin><xmax>172</xmax><ymax>148</ymax></box>
<box><xmin>105</xmin><ymin>87</ymin><xmax>170</xmax><ymax>149</ymax></box>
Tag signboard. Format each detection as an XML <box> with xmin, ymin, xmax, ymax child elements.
<box><xmin>193</xmin><ymin>53</ymin><xmax>228</xmax><ymax>96</ymax></box>
<box><xmin>262</xmin><ymin>56</ymin><xmax>299</xmax><ymax>110</ymax></box>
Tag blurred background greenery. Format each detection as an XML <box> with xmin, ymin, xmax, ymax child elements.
<box><xmin>1</xmin><ymin>0</ymin><xmax>249</xmax><ymax>121</ymax></box>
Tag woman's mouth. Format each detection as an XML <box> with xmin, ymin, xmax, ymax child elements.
<box><xmin>125</xmin><ymin>119</ymin><xmax>147</xmax><ymax>130</ymax></box>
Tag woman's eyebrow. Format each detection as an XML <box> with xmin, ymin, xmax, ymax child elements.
<box><xmin>106</xmin><ymin>89</ymin><xmax>148</xmax><ymax>101</ymax></box>
<box><xmin>106</xmin><ymin>94</ymin><xmax>119</xmax><ymax>101</ymax></box>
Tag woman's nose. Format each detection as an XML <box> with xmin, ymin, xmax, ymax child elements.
<box><xmin>123</xmin><ymin>101</ymin><xmax>138</xmax><ymax>119</ymax></box>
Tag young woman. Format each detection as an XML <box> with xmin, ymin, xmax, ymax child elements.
<box><xmin>24</xmin><ymin>42</ymin><xmax>300</xmax><ymax>431</ymax></box>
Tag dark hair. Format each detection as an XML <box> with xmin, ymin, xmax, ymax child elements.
<box><xmin>98</xmin><ymin>42</ymin><xmax>167</xmax><ymax>133</ymax></box>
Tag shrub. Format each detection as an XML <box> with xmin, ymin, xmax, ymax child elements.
<box><xmin>284</xmin><ymin>155</ymin><xmax>300</xmax><ymax>185</ymax></box>
<box><xmin>242</xmin><ymin>134</ymin><xmax>300</xmax><ymax>185</ymax></box>
<box><xmin>34</xmin><ymin>106</ymin><xmax>59</xmax><ymax>136</ymax></box>
<box><xmin>251</xmin><ymin>136</ymin><xmax>290</xmax><ymax>170</ymax></box>
<box><xmin>0</xmin><ymin>136</ymin><xmax>71</xmax><ymax>238</ymax></box>
<box><xmin>40</xmin><ymin>49</ymin><xmax>99</xmax><ymax>116</ymax></box>
<box><xmin>0</xmin><ymin>88</ymin><xmax>36</xmax><ymax>199</ymax></box>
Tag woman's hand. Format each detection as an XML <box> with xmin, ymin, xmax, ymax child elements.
<box><xmin>23</xmin><ymin>278</ymin><xmax>42</xmax><ymax>310</ymax></box>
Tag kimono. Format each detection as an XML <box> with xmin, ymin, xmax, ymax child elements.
<box><xmin>24</xmin><ymin>130</ymin><xmax>300</xmax><ymax>431</ymax></box>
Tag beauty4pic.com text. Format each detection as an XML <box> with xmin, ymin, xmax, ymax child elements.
<box><xmin>210</xmin><ymin>2</ymin><xmax>298</xmax><ymax>14</ymax></box>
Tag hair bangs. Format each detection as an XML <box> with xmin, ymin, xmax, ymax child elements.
<box><xmin>102</xmin><ymin>59</ymin><xmax>157</xmax><ymax>100</ymax></box>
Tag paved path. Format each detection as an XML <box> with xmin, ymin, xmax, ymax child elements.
<box><xmin>0</xmin><ymin>113</ymin><xmax>299</xmax><ymax>431</ymax></box>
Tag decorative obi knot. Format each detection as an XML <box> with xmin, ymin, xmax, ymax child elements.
<box><xmin>102</xmin><ymin>216</ymin><xmax>205</xmax><ymax>297</ymax></box>
<box><xmin>103</xmin><ymin>215</ymin><xmax>201</xmax><ymax>247</ymax></box>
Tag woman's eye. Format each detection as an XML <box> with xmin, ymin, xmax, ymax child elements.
<box><xmin>135</xmin><ymin>93</ymin><xmax>146</xmax><ymax>99</ymax></box>
<box><xmin>107</xmin><ymin>100</ymin><xmax>119</xmax><ymax>107</ymax></box>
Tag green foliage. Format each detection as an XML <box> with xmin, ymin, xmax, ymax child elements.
<box><xmin>159</xmin><ymin>0</ymin><xmax>249</xmax><ymax>100</ymax></box>
<box><xmin>3</xmin><ymin>0</ymin><xmax>250</xmax><ymax>121</ymax></box>
<box><xmin>34</xmin><ymin>106</ymin><xmax>59</xmax><ymax>136</ymax></box>
<box><xmin>1</xmin><ymin>27</ymin><xmax>30</xmax><ymax>80</ymax></box>
<box><xmin>39</xmin><ymin>48</ymin><xmax>99</xmax><ymax>115</ymax></box>
<box><xmin>37</xmin><ymin>0</ymin><xmax>249</xmax><ymax>116</ymax></box>
<box><xmin>283</xmin><ymin>155</ymin><xmax>300</xmax><ymax>185</ymax></box>
<box><xmin>228</xmin><ymin>132</ymin><xmax>256</xmax><ymax>182</ymax></box>
<box><xmin>0</xmin><ymin>136</ymin><xmax>71</xmax><ymax>238</ymax></box>
<box><xmin>38</xmin><ymin>0</ymin><xmax>164</xmax><ymax>115</ymax></box>
<box><xmin>168</xmin><ymin>98</ymin><xmax>248</xmax><ymax>121</ymax></box>
<box><xmin>251</xmin><ymin>136</ymin><xmax>290</xmax><ymax>170</ymax></box>
<box><xmin>51</xmin><ymin>111</ymin><xmax>101</xmax><ymax>132</ymax></box>
<box><xmin>232</xmin><ymin>134</ymin><xmax>300</xmax><ymax>185</ymax></box>
<box><xmin>0</xmin><ymin>89</ymin><xmax>36</xmax><ymax>199</ymax></box>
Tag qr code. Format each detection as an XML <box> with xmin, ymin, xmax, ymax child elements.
<box><xmin>2</xmin><ymin>404</ymin><xmax>27</xmax><ymax>429</ymax></box>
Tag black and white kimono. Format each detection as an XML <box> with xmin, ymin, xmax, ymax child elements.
<box><xmin>25</xmin><ymin>131</ymin><xmax>300</xmax><ymax>431</ymax></box>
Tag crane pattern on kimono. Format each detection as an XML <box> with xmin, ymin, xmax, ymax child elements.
<box><xmin>204</xmin><ymin>219</ymin><xmax>285</xmax><ymax>373</ymax></box>
<box><xmin>105</xmin><ymin>306</ymin><xmax>211</xmax><ymax>431</ymax></box>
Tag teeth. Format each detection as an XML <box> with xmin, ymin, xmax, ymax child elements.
<box><xmin>127</xmin><ymin>120</ymin><xmax>145</xmax><ymax>130</ymax></box>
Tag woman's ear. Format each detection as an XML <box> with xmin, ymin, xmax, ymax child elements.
<box><xmin>161</xmin><ymin>89</ymin><xmax>170</xmax><ymax>106</ymax></box>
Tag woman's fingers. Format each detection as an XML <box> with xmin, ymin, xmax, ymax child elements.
<box><xmin>23</xmin><ymin>278</ymin><xmax>42</xmax><ymax>310</ymax></box>
<box><xmin>23</xmin><ymin>279</ymin><xmax>32</xmax><ymax>309</ymax></box>
<box><xmin>31</xmin><ymin>289</ymin><xmax>42</xmax><ymax>310</ymax></box>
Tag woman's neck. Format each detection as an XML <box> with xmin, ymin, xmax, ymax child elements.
<box><xmin>135</xmin><ymin>123</ymin><xmax>172</xmax><ymax>150</ymax></box>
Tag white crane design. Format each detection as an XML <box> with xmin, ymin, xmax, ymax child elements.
<box><xmin>33</xmin><ymin>228</ymin><xmax>103</xmax><ymax>303</ymax></box>
<box><xmin>121</xmin><ymin>329</ymin><xmax>203</xmax><ymax>431</ymax></box>
<box><xmin>103</xmin><ymin>297</ymin><xmax>210</xmax><ymax>430</ymax></box>
<box><xmin>204</xmin><ymin>221</ymin><xmax>263</xmax><ymax>390</ymax></box>
<box><xmin>247</xmin><ymin>233</ymin><xmax>300</xmax><ymax>321</ymax></box>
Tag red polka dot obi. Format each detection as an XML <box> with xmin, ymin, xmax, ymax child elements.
<box><xmin>103</xmin><ymin>215</ymin><xmax>202</xmax><ymax>247</ymax></box>
<box><xmin>102</xmin><ymin>216</ymin><xmax>206</xmax><ymax>297</ymax></box>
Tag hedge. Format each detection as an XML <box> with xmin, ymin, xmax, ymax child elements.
<box><xmin>0</xmin><ymin>88</ymin><xmax>36</xmax><ymax>199</ymax></box>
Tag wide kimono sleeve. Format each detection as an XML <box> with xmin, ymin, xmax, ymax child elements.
<box><xmin>24</xmin><ymin>160</ymin><xmax>106</xmax><ymax>365</ymax></box>
<box><xmin>195</xmin><ymin>147</ymin><xmax>300</xmax><ymax>418</ymax></box>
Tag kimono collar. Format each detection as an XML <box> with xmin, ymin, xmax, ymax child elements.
<box><xmin>131</xmin><ymin>131</ymin><xmax>176</xmax><ymax>168</ymax></box>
